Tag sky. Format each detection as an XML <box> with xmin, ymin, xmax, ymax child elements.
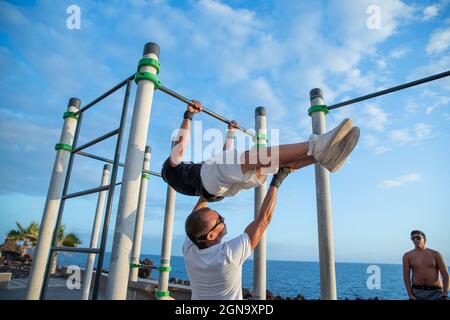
<box><xmin>0</xmin><ymin>0</ymin><xmax>449</xmax><ymax>265</ymax></box>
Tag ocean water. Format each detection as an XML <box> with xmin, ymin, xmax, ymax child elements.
<box><xmin>57</xmin><ymin>252</ymin><xmax>408</xmax><ymax>300</ymax></box>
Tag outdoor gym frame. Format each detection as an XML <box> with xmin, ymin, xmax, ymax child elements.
<box><xmin>25</xmin><ymin>42</ymin><xmax>450</xmax><ymax>300</ymax></box>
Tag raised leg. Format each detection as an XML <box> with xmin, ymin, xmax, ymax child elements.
<box><xmin>241</xmin><ymin>142</ymin><xmax>309</xmax><ymax>174</ymax></box>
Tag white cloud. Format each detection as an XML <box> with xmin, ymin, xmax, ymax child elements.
<box><xmin>414</xmin><ymin>123</ymin><xmax>432</xmax><ymax>139</ymax></box>
<box><xmin>388</xmin><ymin>123</ymin><xmax>433</xmax><ymax>145</ymax></box>
<box><xmin>389</xmin><ymin>128</ymin><xmax>414</xmax><ymax>144</ymax></box>
<box><xmin>422</xmin><ymin>5</ymin><xmax>440</xmax><ymax>21</ymax></box>
<box><xmin>378</xmin><ymin>173</ymin><xmax>421</xmax><ymax>188</ymax></box>
<box><xmin>426</xmin><ymin>28</ymin><xmax>450</xmax><ymax>54</ymax></box>
<box><xmin>374</xmin><ymin>146</ymin><xmax>391</xmax><ymax>155</ymax></box>
<box><xmin>422</xmin><ymin>0</ymin><xmax>449</xmax><ymax>21</ymax></box>
<box><xmin>390</xmin><ymin>46</ymin><xmax>410</xmax><ymax>59</ymax></box>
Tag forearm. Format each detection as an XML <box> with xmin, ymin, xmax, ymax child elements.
<box><xmin>403</xmin><ymin>274</ymin><xmax>413</xmax><ymax>296</ymax></box>
<box><xmin>171</xmin><ymin>119</ymin><xmax>191</xmax><ymax>164</ymax></box>
<box><xmin>223</xmin><ymin>129</ymin><xmax>235</xmax><ymax>151</ymax></box>
<box><xmin>443</xmin><ymin>275</ymin><xmax>449</xmax><ymax>295</ymax></box>
<box><xmin>256</xmin><ymin>186</ymin><xmax>277</xmax><ymax>226</ymax></box>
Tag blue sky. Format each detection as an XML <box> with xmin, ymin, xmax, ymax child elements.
<box><xmin>0</xmin><ymin>0</ymin><xmax>449</xmax><ymax>265</ymax></box>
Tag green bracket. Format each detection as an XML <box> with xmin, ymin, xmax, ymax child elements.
<box><xmin>63</xmin><ymin>112</ymin><xmax>79</xmax><ymax>120</ymax></box>
<box><xmin>158</xmin><ymin>266</ymin><xmax>171</xmax><ymax>272</ymax></box>
<box><xmin>135</xmin><ymin>72</ymin><xmax>161</xmax><ymax>90</ymax></box>
<box><xmin>154</xmin><ymin>291</ymin><xmax>170</xmax><ymax>297</ymax></box>
<box><xmin>55</xmin><ymin>143</ymin><xmax>73</xmax><ymax>152</ymax></box>
<box><xmin>141</xmin><ymin>172</ymin><xmax>150</xmax><ymax>180</ymax></box>
<box><xmin>308</xmin><ymin>104</ymin><xmax>329</xmax><ymax>116</ymax></box>
<box><xmin>138</xmin><ymin>58</ymin><xmax>160</xmax><ymax>74</ymax></box>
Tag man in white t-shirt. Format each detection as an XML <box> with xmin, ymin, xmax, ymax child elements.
<box><xmin>183</xmin><ymin>167</ymin><xmax>292</xmax><ymax>300</ymax></box>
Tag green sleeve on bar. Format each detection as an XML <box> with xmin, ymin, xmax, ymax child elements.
<box><xmin>154</xmin><ymin>291</ymin><xmax>170</xmax><ymax>297</ymax></box>
<box><xmin>134</xmin><ymin>71</ymin><xmax>161</xmax><ymax>89</ymax></box>
<box><xmin>55</xmin><ymin>143</ymin><xmax>73</xmax><ymax>152</ymax></box>
<box><xmin>138</xmin><ymin>58</ymin><xmax>160</xmax><ymax>74</ymax></box>
<box><xmin>308</xmin><ymin>104</ymin><xmax>329</xmax><ymax>116</ymax></box>
<box><xmin>63</xmin><ymin>112</ymin><xmax>80</xmax><ymax>120</ymax></box>
<box><xmin>158</xmin><ymin>266</ymin><xmax>171</xmax><ymax>272</ymax></box>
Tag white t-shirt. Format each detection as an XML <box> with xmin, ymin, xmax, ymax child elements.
<box><xmin>182</xmin><ymin>233</ymin><xmax>252</xmax><ymax>300</ymax></box>
<box><xmin>200</xmin><ymin>149</ymin><xmax>263</xmax><ymax>197</ymax></box>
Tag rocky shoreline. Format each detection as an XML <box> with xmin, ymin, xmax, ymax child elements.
<box><xmin>1</xmin><ymin>260</ymin><xmax>380</xmax><ymax>300</ymax></box>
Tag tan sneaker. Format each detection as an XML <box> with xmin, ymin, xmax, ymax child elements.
<box><xmin>325</xmin><ymin>126</ymin><xmax>360</xmax><ymax>172</ymax></box>
<box><xmin>307</xmin><ymin>118</ymin><xmax>354</xmax><ymax>172</ymax></box>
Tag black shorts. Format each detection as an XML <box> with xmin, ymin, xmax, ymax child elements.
<box><xmin>161</xmin><ymin>158</ymin><xmax>224</xmax><ymax>202</ymax></box>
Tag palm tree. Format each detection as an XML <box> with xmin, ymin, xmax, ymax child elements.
<box><xmin>7</xmin><ymin>221</ymin><xmax>81</xmax><ymax>274</ymax></box>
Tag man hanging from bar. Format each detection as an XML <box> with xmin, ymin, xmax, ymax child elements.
<box><xmin>161</xmin><ymin>100</ymin><xmax>360</xmax><ymax>202</ymax></box>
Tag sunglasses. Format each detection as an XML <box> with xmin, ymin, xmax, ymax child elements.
<box><xmin>411</xmin><ymin>235</ymin><xmax>423</xmax><ymax>241</ymax></box>
<box><xmin>196</xmin><ymin>213</ymin><xmax>224</xmax><ymax>241</ymax></box>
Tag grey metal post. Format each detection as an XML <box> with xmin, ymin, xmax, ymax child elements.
<box><xmin>309</xmin><ymin>88</ymin><xmax>337</xmax><ymax>300</ymax></box>
<box><xmin>105</xmin><ymin>42</ymin><xmax>160</xmax><ymax>300</ymax></box>
<box><xmin>156</xmin><ymin>141</ymin><xmax>177</xmax><ymax>300</ymax></box>
<box><xmin>129</xmin><ymin>146</ymin><xmax>152</xmax><ymax>284</ymax></box>
<box><xmin>81</xmin><ymin>164</ymin><xmax>110</xmax><ymax>300</ymax></box>
<box><xmin>253</xmin><ymin>106</ymin><xmax>267</xmax><ymax>300</ymax></box>
<box><xmin>26</xmin><ymin>98</ymin><xmax>81</xmax><ymax>300</ymax></box>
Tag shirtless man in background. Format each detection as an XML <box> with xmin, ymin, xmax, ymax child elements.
<box><xmin>402</xmin><ymin>230</ymin><xmax>449</xmax><ymax>300</ymax></box>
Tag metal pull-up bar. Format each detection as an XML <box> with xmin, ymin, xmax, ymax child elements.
<box><xmin>328</xmin><ymin>70</ymin><xmax>450</xmax><ymax>110</ymax></box>
<box><xmin>159</xmin><ymin>85</ymin><xmax>256</xmax><ymax>138</ymax></box>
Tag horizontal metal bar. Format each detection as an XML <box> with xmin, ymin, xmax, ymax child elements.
<box><xmin>75</xmin><ymin>151</ymin><xmax>162</xmax><ymax>177</ymax></box>
<box><xmin>72</xmin><ymin>128</ymin><xmax>119</xmax><ymax>153</ymax></box>
<box><xmin>63</xmin><ymin>185</ymin><xmax>111</xmax><ymax>200</ymax></box>
<box><xmin>76</xmin><ymin>74</ymin><xmax>136</xmax><ymax>114</ymax></box>
<box><xmin>159</xmin><ymin>85</ymin><xmax>255</xmax><ymax>137</ymax></box>
<box><xmin>51</xmin><ymin>247</ymin><xmax>101</xmax><ymax>254</ymax></box>
<box><xmin>328</xmin><ymin>70</ymin><xmax>450</xmax><ymax>110</ymax></box>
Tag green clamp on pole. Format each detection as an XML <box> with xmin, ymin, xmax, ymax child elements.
<box><xmin>63</xmin><ymin>112</ymin><xmax>80</xmax><ymax>120</ymax></box>
<box><xmin>154</xmin><ymin>291</ymin><xmax>170</xmax><ymax>297</ymax></box>
<box><xmin>135</xmin><ymin>72</ymin><xmax>161</xmax><ymax>90</ymax></box>
<box><xmin>55</xmin><ymin>143</ymin><xmax>73</xmax><ymax>152</ymax></box>
<box><xmin>158</xmin><ymin>266</ymin><xmax>171</xmax><ymax>272</ymax></box>
<box><xmin>130</xmin><ymin>264</ymin><xmax>140</xmax><ymax>269</ymax></box>
<box><xmin>137</xmin><ymin>58</ymin><xmax>160</xmax><ymax>74</ymax></box>
<box><xmin>141</xmin><ymin>172</ymin><xmax>150</xmax><ymax>180</ymax></box>
<box><xmin>308</xmin><ymin>104</ymin><xmax>329</xmax><ymax>116</ymax></box>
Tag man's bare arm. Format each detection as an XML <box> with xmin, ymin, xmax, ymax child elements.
<box><xmin>223</xmin><ymin>120</ymin><xmax>237</xmax><ymax>151</ymax></box>
<box><xmin>244</xmin><ymin>186</ymin><xmax>277</xmax><ymax>249</ymax></box>
<box><xmin>244</xmin><ymin>168</ymin><xmax>290</xmax><ymax>250</ymax></box>
<box><xmin>402</xmin><ymin>253</ymin><xmax>415</xmax><ymax>299</ymax></box>
<box><xmin>169</xmin><ymin>100</ymin><xmax>202</xmax><ymax>167</ymax></box>
<box><xmin>436</xmin><ymin>252</ymin><xmax>449</xmax><ymax>297</ymax></box>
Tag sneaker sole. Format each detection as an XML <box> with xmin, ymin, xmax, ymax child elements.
<box><xmin>318</xmin><ymin>118</ymin><xmax>352</xmax><ymax>167</ymax></box>
<box><xmin>326</xmin><ymin>126</ymin><xmax>360</xmax><ymax>173</ymax></box>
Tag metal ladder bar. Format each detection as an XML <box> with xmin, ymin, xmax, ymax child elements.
<box><xmin>40</xmin><ymin>111</ymin><xmax>84</xmax><ymax>299</ymax></box>
<box><xmin>92</xmin><ymin>79</ymin><xmax>132</xmax><ymax>300</ymax></box>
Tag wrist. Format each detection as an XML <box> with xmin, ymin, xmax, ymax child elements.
<box><xmin>226</xmin><ymin>130</ymin><xmax>235</xmax><ymax>139</ymax></box>
<box><xmin>184</xmin><ymin>111</ymin><xmax>193</xmax><ymax>121</ymax></box>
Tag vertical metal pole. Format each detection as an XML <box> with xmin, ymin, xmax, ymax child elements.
<box><xmin>157</xmin><ymin>141</ymin><xmax>177</xmax><ymax>300</ymax></box>
<box><xmin>81</xmin><ymin>164</ymin><xmax>111</xmax><ymax>300</ymax></box>
<box><xmin>309</xmin><ymin>88</ymin><xmax>337</xmax><ymax>300</ymax></box>
<box><xmin>26</xmin><ymin>98</ymin><xmax>81</xmax><ymax>300</ymax></box>
<box><xmin>129</xmin><ymin>146</ymin><xmax>152</xmax><ymax>284</ymax></box>
<box><xmin>92</xmin><ymin>79</ymin><xmax>132</xmax><ymax>300</ymax></box>
<box><xmin>106</xmin><ymin>42</ymin><xmax>160</xmax><ymax>300</ymax></box>
<box><xmin>253</xmin><ymin>106</ymin><xmax>267</xmax><ymax>300</ymax></box>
